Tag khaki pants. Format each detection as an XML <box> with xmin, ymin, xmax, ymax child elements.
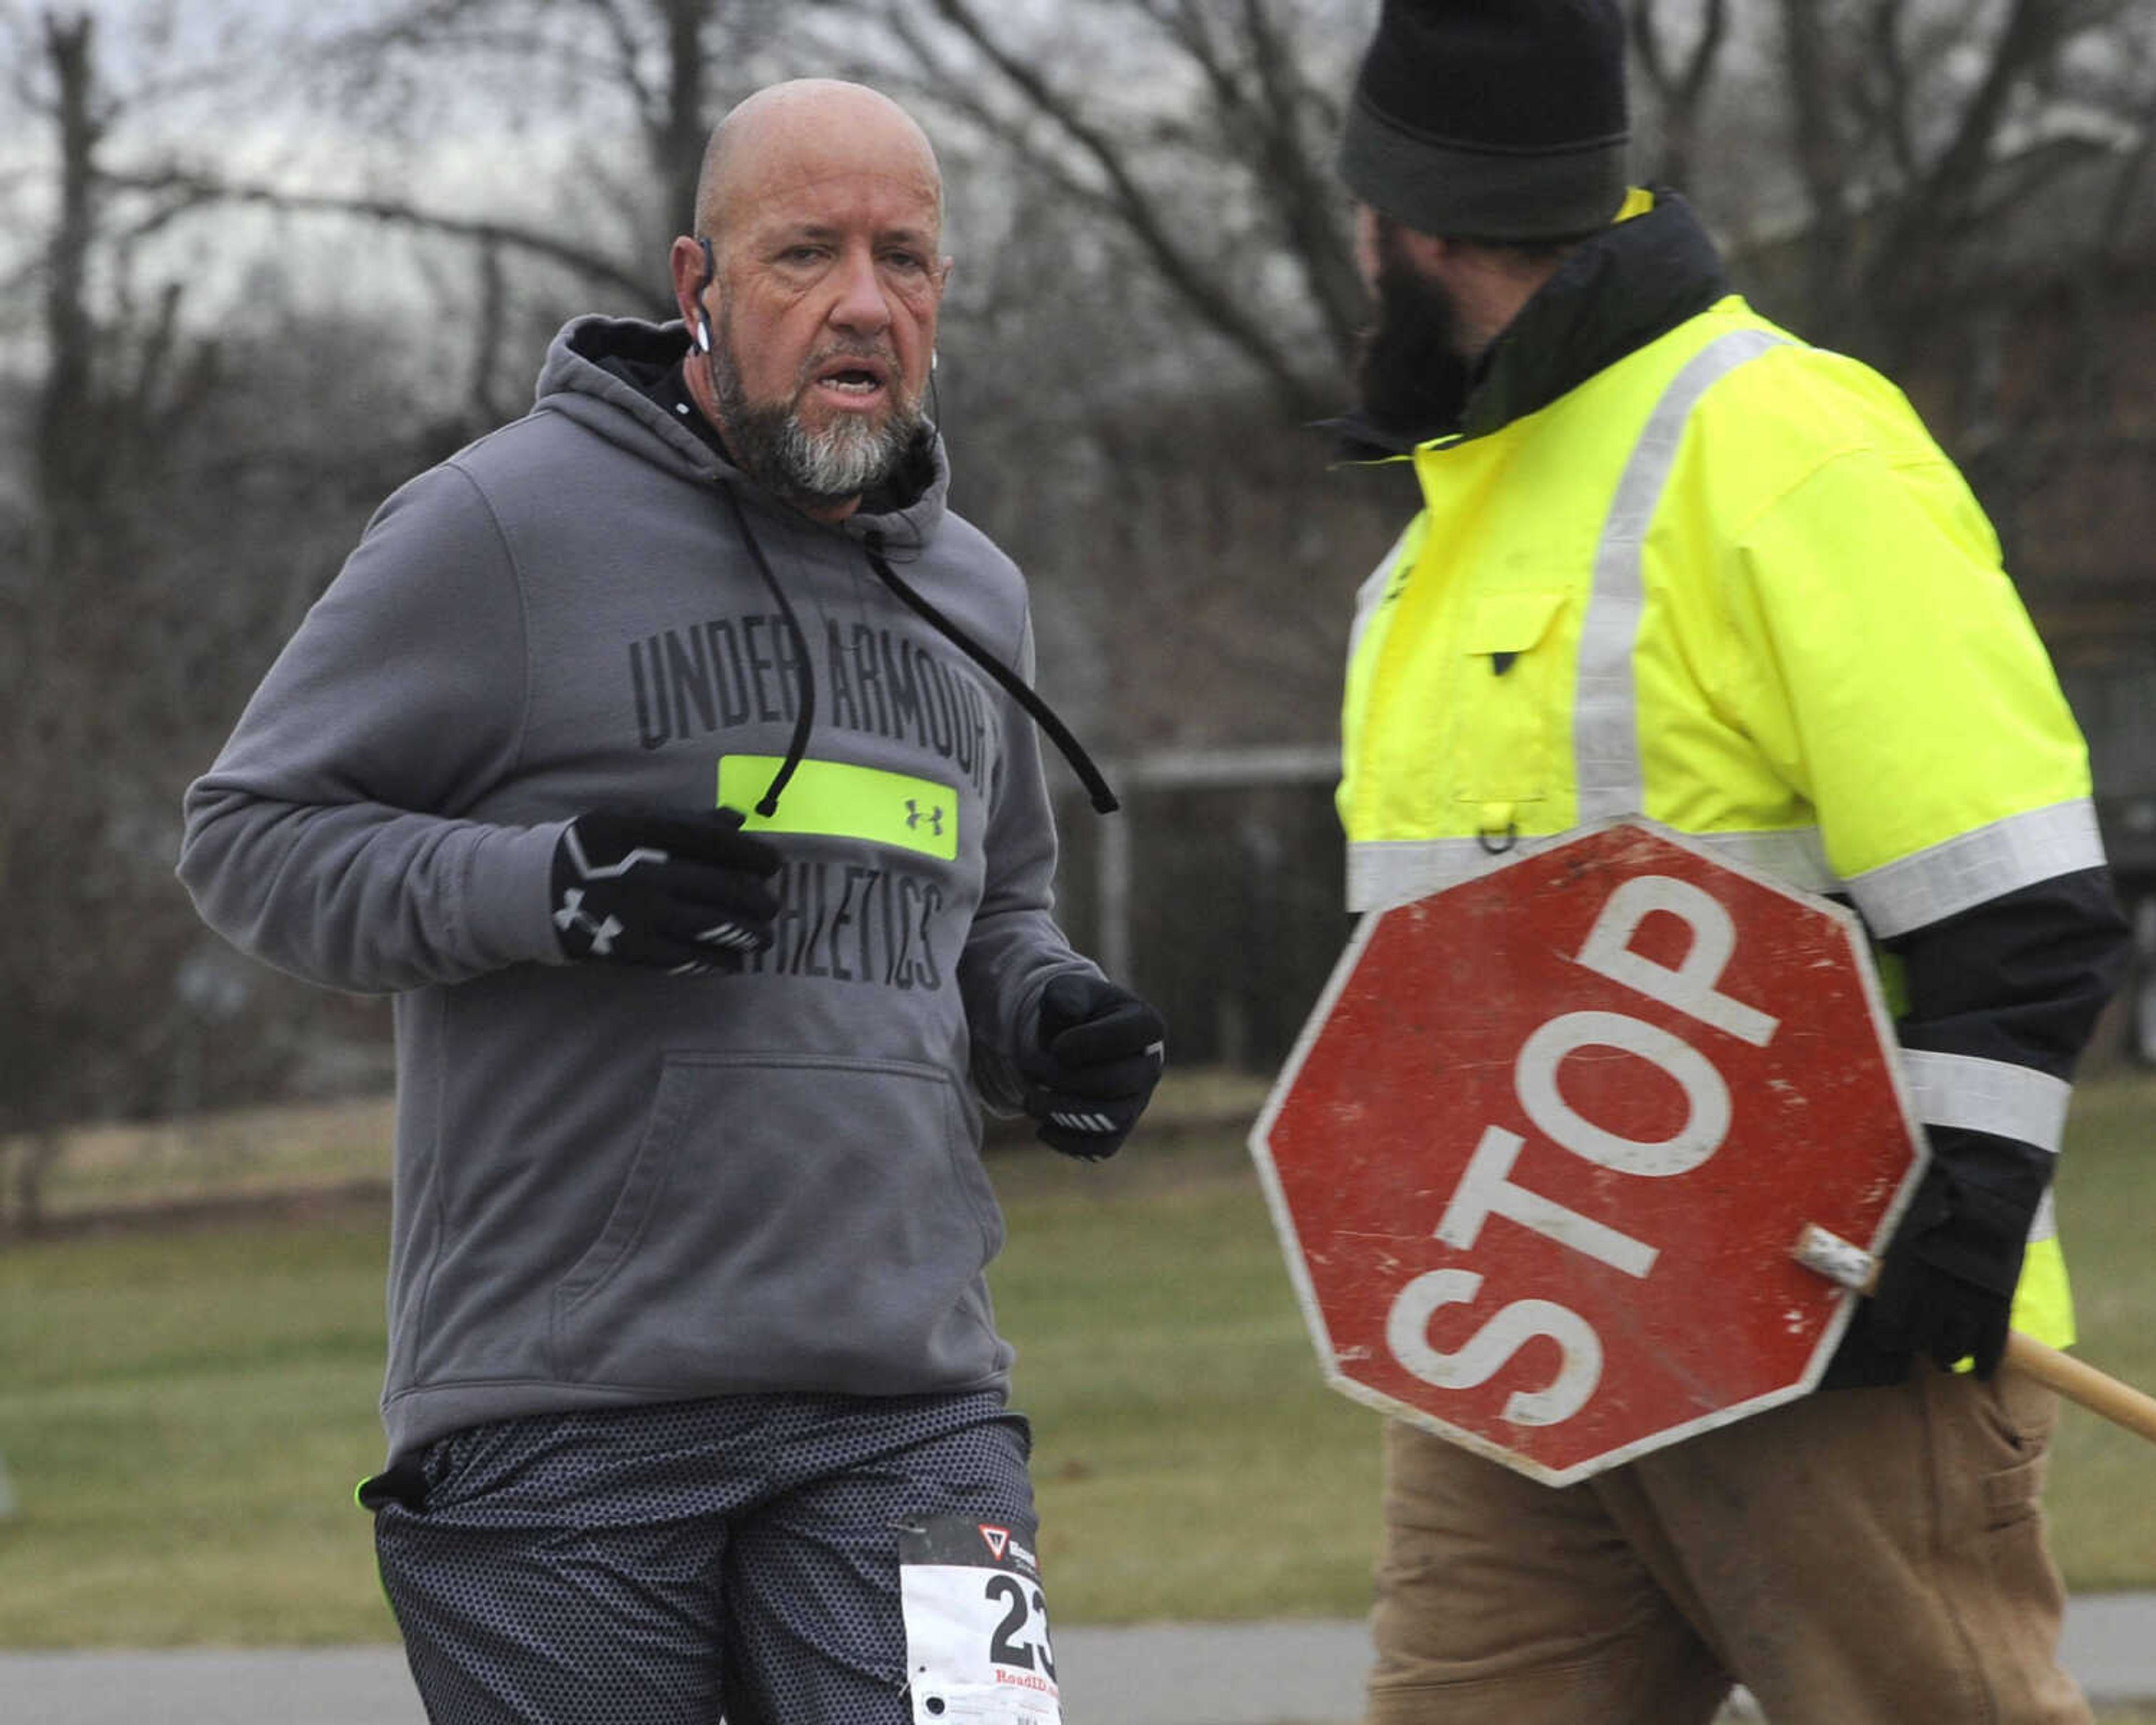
<box><xmin>1368</xmin><ymin>1366</ymin><xmax>2089</xmax><ymax>1725</ymax></box>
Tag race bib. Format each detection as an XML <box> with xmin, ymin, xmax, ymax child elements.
<box><xmin>898</xmin><ymin>1514</ymin><xmax>1062</xmax><ymax>1723</ymax></box>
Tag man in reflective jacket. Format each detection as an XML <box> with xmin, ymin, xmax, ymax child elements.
<box><xmin>1323</xmin><ymin>3</ymin><xmax>2130</xmax><ymax>1722</ymax></box>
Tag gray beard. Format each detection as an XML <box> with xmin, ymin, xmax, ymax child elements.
<box><xmin>707</xmin><ymin>340</ymin><xmax>924</xmax><ymax>512</ymax></box>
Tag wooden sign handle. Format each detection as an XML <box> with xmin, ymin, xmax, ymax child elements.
<box><xmin>1793</xmin><ymin>1224</ymin><xmax>2156</xmax><ymax>1446</ymax></box>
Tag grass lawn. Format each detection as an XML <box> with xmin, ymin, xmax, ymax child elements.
<box><xmin>0</xmin><ymin>1070</ymin><xmax>2150</xmax><ymax>1648</ymax></box>
<box><xmin>2044</xmin><ymin>1070</ymin><xmax>2156</xmax><ymax>1590</ymax></box>
<box><xmin>0</xmin><ymin>1218</ymin><xmax>395</xmax><ymax>1646</ymax></box>
<box><xmin>995</xmin><ymin>1138</ymin><xmax>1387</xmax><ymax>1622</ymax></box>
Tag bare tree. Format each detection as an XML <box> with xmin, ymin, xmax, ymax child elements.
<box><xmin>22</xmin><ymin>2</ymin><xmax>857</xmax><ymax>446</ymax></box>
<box><xmin>2</xmin><ymin>10</ymin><xmax>213</xmax><ymax>1229</ymax></box>
<box><xmin>273</xmin><ymin>1</ymin><xmax>849</xmax><ymax>362</ymax></box>
<box><xmin>873</xmin><ymin>0</ymin><xmax>1368</xmax><ymax>419</ymax></box>
<box><xmin>1656</xmin><ymin>0</ymin><xmax>2154</xmax><ymax>363</ymax></box>
<box><xmin>1630</xmin><ymin>0</ymin><xmax>1734</xmax><ymax>191</ymax></box>
<box><xmin>0</xmin><ymin>6</ymin><xmax>428</xmax><ymax>1231</ymax></box>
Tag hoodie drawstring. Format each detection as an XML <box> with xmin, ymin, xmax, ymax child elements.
<box><xmin>714</xmin><ymin>483</ymin><xmax>1121</xmax><ymax>819</ymax></box>
<box><xmin>862</xmin><ymin>530</ymin><xmax>1119</xmax><ymax>815</ymax></box>
<box><xmin>719</xmin><ymin>484</ymin><xmax>817</xmax><ymax>818</ymax></box>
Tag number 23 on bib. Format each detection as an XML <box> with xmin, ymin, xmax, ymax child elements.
<box><xmin>899</xmin><ymin>1514</ymin><xmax>1061</xmax><ymax>1723</ymax></box>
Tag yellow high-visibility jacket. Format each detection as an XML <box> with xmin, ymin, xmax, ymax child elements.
<box><xmin>1337</xmin><ymin>198</ymin><xmax>2121</xmax><ymax>1356</ymax></box>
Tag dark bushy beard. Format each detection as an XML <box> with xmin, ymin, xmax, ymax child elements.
<box><xmin>709</xmin><ymin>314</ymin><xmax>927</xmax><ymax>513</ymax></box>
<box><xmin>1356</xmin><ymin>229</ymin><xmax>1476</xmax><ymax>444</ymax></box>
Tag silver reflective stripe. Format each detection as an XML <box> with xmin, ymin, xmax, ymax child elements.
<box><xmin>1691</xmin><ymin>828</ymin><xmax>1839</xmax><ymax>896</ymax></box>
<box><xmin>2029</xmin><ymin>1187</ymin><xmax>2059</xmax><ymax>1246</ymax></box>
<box><xmin>1347</xmin><ymin>834</ymin><xmax>1549</xmax><ymax>910</ymax></box>
<box><xmin>1347</xmin><ymin>824</ymin><xmax>1835</xmax><ymax>912</ymax></box>
<box><xmin>1346</xmin><ymin>521</ymin><xmax>1418</xmax><ymax>670</ymax></box>
<box><xmin>1845</xmin><ymin>800</ymin><xmax>2107</xmax><ymax>938</ymax></box>
<box><xmin>1901</xmin><ymin>1048</ymin><xmax>2073</xmax><ymax>1154</ymax></box>
<box><xmin>1574</xmin><ymin>328</ymin><xmax>1792</xmax><ymax>823</ymax></box>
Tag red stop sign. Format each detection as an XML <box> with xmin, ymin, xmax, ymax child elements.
<box><xmin>1250</xmin><ymin>820</ymin><xmax>1927</xmax><ymax>1485</ymax></box>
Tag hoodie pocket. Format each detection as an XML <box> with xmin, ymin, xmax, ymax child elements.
<box><xmin>550</xmin><ymin>1052</ymin><xmax>1003</xmax><ymax>1391</ymax></box>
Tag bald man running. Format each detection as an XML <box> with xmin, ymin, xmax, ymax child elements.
<box><xmin>179</xmin><ymin>79</ymin><xmax>1163</xmax><ymax>1725</ymax></box>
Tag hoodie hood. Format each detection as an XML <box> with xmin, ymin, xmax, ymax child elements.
<box><xmin>537</xmin><ymin>313</ymin><xmax>952</xmax><ymax>551</ymax></box>
<box><xmin>527</xmin><ymin>314</ymin><xmax>1118</xmax><ymax>819</ymax></box>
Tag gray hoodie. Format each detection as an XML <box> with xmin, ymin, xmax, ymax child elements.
<box><xmin>179</xmin><ymin>316</ymin><xmax>1100</xmax><ymax>1457</ymax></box>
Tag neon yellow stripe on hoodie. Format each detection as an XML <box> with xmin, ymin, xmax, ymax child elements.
<box><xmin>721</xmin><ymin>755</ymin><xmax>960</xmax><ymax>861</ymax></box>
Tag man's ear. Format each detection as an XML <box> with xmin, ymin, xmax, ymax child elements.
<box><xmin>668</xmin><ymin>234</ymin><xmax>711</xmax><ymax>328</ymax></box>
<box><xmin>1354</xmin><ymin>206</ymin><xmax>1451</xmax><ymax>295</ymax></box>
<box><xmin>1392</xmin><ymin>226</ymin><xmax>1455</xmax><ymax>277</ymax></box>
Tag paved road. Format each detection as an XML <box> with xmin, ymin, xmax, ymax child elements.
<box><xmin>3</xmin><ymin>1599</ymin><xmax>2153</xmax><ymax>1724</ymax></box>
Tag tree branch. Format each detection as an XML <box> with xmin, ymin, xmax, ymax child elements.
<box><xmin>912</xmin><ymin>0</ymin><xmax>1324</xmax><ymax>413</ymax></box>
<box><xmin>97</xmin><ymin>167</ymin><xmax>664</xmax><ymax>309</ymax></box>
<box><xmin>2098</xmin><ymin>90</ymin><xmax>2156</xmax><ymax>265</ymax></box>
<box><xmin>878</xmin><ymin>8</ymin><xmax>1142</xmax><ymax>257</ymax></box>
<box><xmin>1858</xmin><ymin>0</ymin><xmax>2079</xmax><ymax>357</ymax></box>
<box><xmin>1631</xmin><ymin>0</ymin><xmax>1677</xmax><ymax>97</ymax></box>
<box><xmin>1866</xmin><ymin>0</ymin><xmax>1920</xmax><ymax>184</ymax></box>
<box><xmin>1915</xmin><ymin>0</ymin><xmax>2073</xmax><ymax>226</ymax></box>
<box><xmin>1678</xmin><ymin>0</ymin><xmax>1730</xmax><ymax>112</ymax></box>
<box><xmin>1777</xmin><ymin>0</ymin><xmax>1860</xmax><ymax>334</ymax></box>
<box><xmin>1236</xmin><ymin>0</ymin><xmax>1364</xmax><ymax>362</ymax></box>
<box><xmin>574</xmin><ymin>0</ymin><xmax>660</xmax><ymax>134</ymax></box>
<box><xmin>1633</xmin><ymin>0</ymin><xmax>1730</xmax><ymax>186</ymax></box>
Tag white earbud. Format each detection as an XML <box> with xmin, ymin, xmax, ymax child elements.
<box><xmin>695</xmin><ymin>316</ymin><xmax>712</xmax><ymax>354</ymax></box>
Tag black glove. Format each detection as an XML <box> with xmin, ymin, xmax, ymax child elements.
<box><xmin>550</xmin><ymin>806</ymin><xmax>782</xmax><ymax>975</ymax></box>
<box><xmin>1867</xmin><ymin>1161</ymin><xmax>2030</xmax><ymax>1379</ymax></box>
<box><xmin>1017</xmin><ymin>974</ymin><xmax>1167</xmax><ymax>1160</ymax></box>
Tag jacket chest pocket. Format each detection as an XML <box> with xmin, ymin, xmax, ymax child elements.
<box><xmin>1450</xmin><ymin>591</ymin><xmax>1569</xmax><ymax>822</ymax></box>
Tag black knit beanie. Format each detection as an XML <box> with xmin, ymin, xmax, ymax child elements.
<box><xmin>1338</xmin><ymin>0</ymin><xmax>1630</xmax><ymax>241</ymax></box>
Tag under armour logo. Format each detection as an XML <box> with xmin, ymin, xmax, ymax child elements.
<box><xmin>553</xmin><ymin>887</ymin><xmax>625</xmax><ymax>956</ymax></box>
<box><xmin>905</xmin><ymin>799</ymin><xmax>945</xmax><ymax>837</ymax></box>
<box><xmin>560</xmin><ymin>827</ymin><xmax>671</xmax><ymax>883</ymax></box>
